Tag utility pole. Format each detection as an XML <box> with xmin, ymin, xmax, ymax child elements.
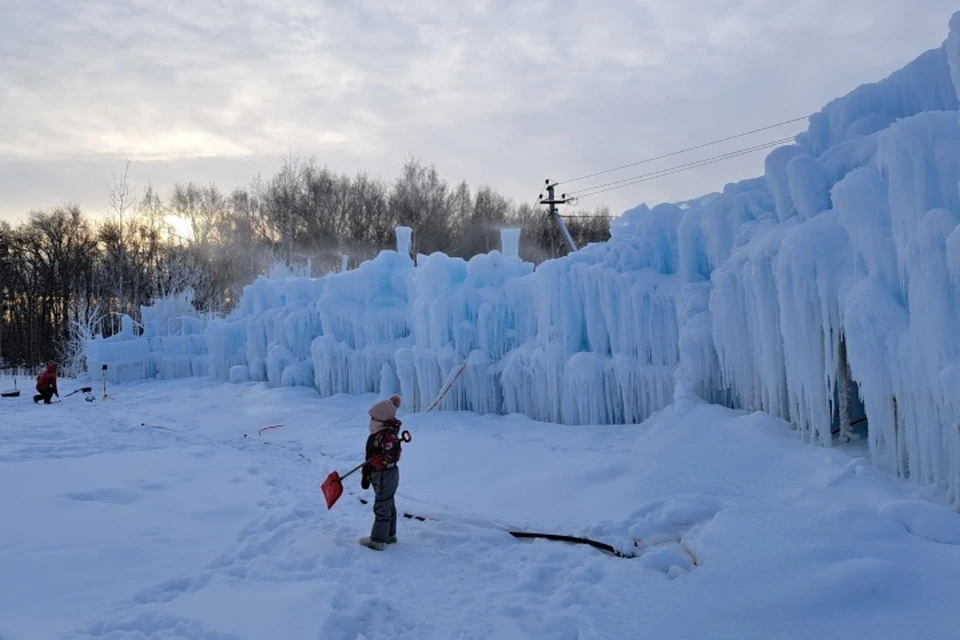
<box><xmin>539</xmin><ymin>179</ymin><xmax>579</xmax><ymax>254</ymax></box>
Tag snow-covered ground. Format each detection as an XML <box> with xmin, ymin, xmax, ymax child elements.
<box><xmin>2</xmin><ymin>377</ymin><xmax>959</xmax><ymax>639</ymax></box>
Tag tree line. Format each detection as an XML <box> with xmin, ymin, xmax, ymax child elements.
<box><xmin>0</xmin><ymin>156</ymin><xmax>611</xmax><ymax>372</ymax></box>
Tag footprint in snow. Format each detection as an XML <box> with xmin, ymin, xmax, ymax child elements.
<box><xmin>131</xmin><ymin>574</ymin><xmax>211</xmax><ymax>605</ymax></box>
<box><xmin>317</xmin><ymin>596</ymin><xmax>415</xmax><ymax>640</ymax></box>
<box><xmin>516</xmin><ymin>564</ymin><xmax>566</xmax><ymax>595</ymax></box>
<box><xmin>571</xmin><ymin>563</ymin><xmax>604</xmax><ymax>585</ymax></box>
<box><xmin>500</xmin><ymin>603</ymin><xmax>541</xmax><ymax>623</ymax></box>
<box><xmin>573</xmin><ymin>464</ymin><xmax>630</xmax><ymax>485</ymax></box>
<box><xmin>323</xmin><ymin>546</ymin><xmax>354</xmax><ymax>569</ymax></box>
<box><xmin>61</xmin><ymin>488</ymin><xmax>141</xmax><ymax>505</ymax></box>
<box><xmin>72</xmin><ymin>610</ymin><xmax>239</xmax><ymax>640</ymax></box>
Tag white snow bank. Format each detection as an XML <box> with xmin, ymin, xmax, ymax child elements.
<box><xmin>878</xmin><ymin>499</ymin><xmax>960</xmax><ymax>545</ymax></box>
<box><xmin>5</xmin><ymin>381</ymin><xmax>960</xmax><ymax>637</ymax></box>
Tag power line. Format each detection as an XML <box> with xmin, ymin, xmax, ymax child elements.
<box><xmin>569</xmin><ymin>136</ymin><xmax>795</xmax><ymax>200</ymax></box>
<box><xmin>557</xmin><ymin>115</ymin><xmax>811</xmax><ymax>186</ymax></box>
<box><xmin>569</xmin><ymin>135</ymin><xmax>795</xmax><ymax>197</ymax></box>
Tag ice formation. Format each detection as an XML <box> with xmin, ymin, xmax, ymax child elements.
<box><xmin>86</xmin><ymin>13</ymin><xmax>960</xmax><ymax>505</ymax></box>
<box><xmin>86</xmin><ymin>290</ymin><xmax>209</xmax><ymax>384</ymax></box>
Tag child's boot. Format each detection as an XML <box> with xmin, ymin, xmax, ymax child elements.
<box><xmin>359</xmin><ymin>536</ymin><xmax>387</xmax><ymax>551</ymax></box>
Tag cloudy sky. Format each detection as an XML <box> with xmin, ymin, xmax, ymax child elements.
<box><xmin>1</xmin><ymin>0</ymin><xmax>957</xmax><ymax>223</ymax></box>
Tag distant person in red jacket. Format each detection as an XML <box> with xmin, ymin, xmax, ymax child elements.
<box><xmin>33</xmin><ymin>363</ymin><xmax>58</xmax><ymax>404</ymax></box>
<box><xmin>359</xmin><ymin>394</ymin><xmax>404</xmax><ymax>551</ymax></box>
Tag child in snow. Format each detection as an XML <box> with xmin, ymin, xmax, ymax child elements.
<box><xmin>33</xmin><ymin>363</ymin><xmax>58</xmax><ymax>404</ymax></box>
<box><xmin>359</xmin><ymin>394</ymin><xmax>403</xmax><ymax>551</ymax></box>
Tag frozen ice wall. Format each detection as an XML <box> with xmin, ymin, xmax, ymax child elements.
<box><xmin>85</xmin><ymin>290</ymin><xmax>210</xmax><ymax>384</ymax></box>
<box><xmin>397</xmin><ymin>232</ymin><xmax>534</xmax><ymax>415</ymax></box>
<box><xmin>311</xmin><ymin>238</ymin><xmax>414</xmax><ymax>397</ymax></box>
<box><xmin>209</xmin><ymin>218</ymin><xmax>675</xmax><ymax>426</ymax></box>
<box><xmin>85</xmin><ymin>313</ymin><xmax>151</xmax><ymax>384</ymax></box>
<box><xmin>680</xmin><ymin>15</ymin><xmax>960</xmax><ymax>505</ymax></box>
<box><xmin>125</xmin><ymin>223</ymin><xmax>682</xmax><ymax>425</ymax></box>
<box><xmin>500</xmin><ymin>204</ymin><xmax>683</xmax><ymax>424</ymax></box>
<box><xmin>206</xmin><ymin>265</ymin><xmax>325</xmax><ymax>387</ymax></box>
<box><xmin>195</xmin><ymin>228</ymin><xmax>415</xmax><ymax>396</ymax></box>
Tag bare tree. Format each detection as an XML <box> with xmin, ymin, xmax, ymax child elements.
<box><xmin>58</xmin><ymin>298</ymin><xmax>105</xmax><ymax>377</ymax></box>
<box><xmin>107</xmin><ymin>161</ymin><xmax>137</xmax><ymax>315</ymax></box>
<box><xmin>389</xmin><ymin>157</ymin><xmax>455</xmax><ymax>255</ymax></box>
<box><xmin>1</xmin><ymin>152</ymin><xmax>612</xmax><ymax>370</ymax></box>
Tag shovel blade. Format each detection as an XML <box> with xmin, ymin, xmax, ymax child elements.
<box><xmin>321</xmin><ymin>471</ymin><xmax>344</xmax><ymax>509</ymax></box>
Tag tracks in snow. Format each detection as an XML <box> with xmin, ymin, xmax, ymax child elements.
<box><xmin>42</xmin><ymin>396</ymin><xmax>713</xmax><ymax>638</ymax></box>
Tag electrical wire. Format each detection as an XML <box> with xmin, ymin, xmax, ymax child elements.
<box><xmin>568</xmin><ymin>136</ymin><xmax>795</xmax><ymax>197</ymax></box>
<box><xmin>556</xmin><ymin>115</ymin><xmax>811</xmax><ymax>186</ymax></box>
<box><xmin>568</xmin><ymin>136</ymin><xmax>795</xmax><ymax>200</ymax></box>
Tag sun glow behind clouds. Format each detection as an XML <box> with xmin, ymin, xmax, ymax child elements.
<box><xmin>164</xmin><ymin>214</ymin><xmax>194</xmax><ymax>241</ymax></box>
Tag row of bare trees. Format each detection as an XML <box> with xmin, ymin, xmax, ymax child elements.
<box><xmin>0</xmin><ymin>156</ymin><xmax>611</xmax><ymax>371</ymax></box>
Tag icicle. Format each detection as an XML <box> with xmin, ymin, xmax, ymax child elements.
<box><xmin>711</xmin><ymin>218</ymin><xmax>792</xmax><ymax>418</ymax></box>
<box><xmin>775</xmin><ymin>211</ymin><xmax>852</xmax><ymax>446</ymax></box>
<box><xmin>396</xmin><ymin>226</ymin><xmax>412</xmax><ymax>256</ymax></box>
<box><xmin>501</xmin><ymin>228</ymin><xmax>520</xmax><ymax>259</ymax></box>
<box><xmin>838</xmin><ymin>338</ymin><xmax>851</xmax><ymax>442</ymax></box>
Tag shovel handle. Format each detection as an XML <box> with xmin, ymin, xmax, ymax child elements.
<box><xmin>401</xmin><ymin>430</ymin><xmax>412</xmax><ymax>442</ymax></box>
<box><xmin>340</xmin><ymin>459</ymin><xmax>370</xmax><ymax>481</ymax></box>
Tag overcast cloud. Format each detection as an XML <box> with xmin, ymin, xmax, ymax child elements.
<box><xmin>1</xmin><ymin>0</ymin><xmax>957</xmax><ymax>221</ymax></box>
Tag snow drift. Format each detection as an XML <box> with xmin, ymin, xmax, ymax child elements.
<box><xmin>86</xmin><ymin>13</ymin><xmax>960</xmax><ymax>505</ymax></box>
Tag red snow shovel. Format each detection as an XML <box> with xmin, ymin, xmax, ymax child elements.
<box><xmin>322</xmin><ymin>430</ymin><xmax>412</xmax><ymax>509</ymax></box>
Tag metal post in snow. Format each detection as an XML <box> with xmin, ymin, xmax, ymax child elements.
<box><xmin>540</xmin><ymin>180</ymin><xmax>579</xmax><ymax>254</ymax></box>
<box><xmin>101</xmin><ymin>363</ymin><xmax>112</xmax><ymax>400</ymax></box>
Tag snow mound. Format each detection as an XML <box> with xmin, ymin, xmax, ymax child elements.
<box><xmin>229</xmin><ymin>365</ymin><xmax>250</xmax><ymax>384</ymax></box>
<box><xmin>582</xmin><ymin>494</ymin><xmax>726</xmax><ymax>557</ymax></box>
<box><xmin>878</xmin><ymin>499</ymin><xmax>960</xmax><ymax>545</ymax></box>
